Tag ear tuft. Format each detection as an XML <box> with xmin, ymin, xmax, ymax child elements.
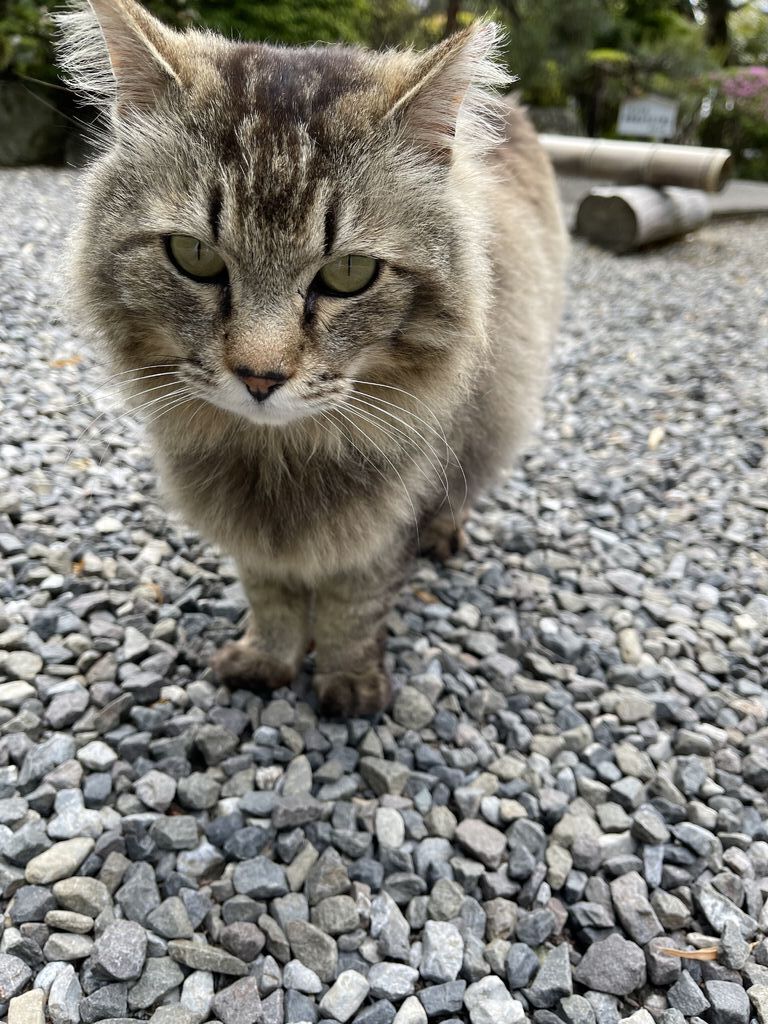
<box><xmin>387</xmin><ymin>21</ymin><xmax>513</xmax><ymax>163</ymax></box>
<box><xmin>54</xmin><ymin>0</ymin><xmax>182</xmax><ymax>116</ymax></box>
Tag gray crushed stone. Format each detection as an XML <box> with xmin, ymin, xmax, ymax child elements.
<box><xmin>0</xmin><ymin>167</ymin><xmax>767</xmax><ymax>1022</ymax></box>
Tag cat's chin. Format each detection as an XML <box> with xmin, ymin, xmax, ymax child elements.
<box><xmin>205</xmin><ymin>391</ymin><xmax>318</xmax><ymax>428</ymax></box>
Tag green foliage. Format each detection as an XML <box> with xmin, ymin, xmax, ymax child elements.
<box><xmin>0</xmin><ymin>0</ymin><xmax>57</xmax><ymax>81</ymax></box>
<box><xmin>188</xmin><ymin>0</ymin><xmax>370</xmax><ymax>45</ymax></box>
<box><xmin>701</xmin><ymin>65</ymin><xmax>768</xmax><ymax>178</ymax></box>
<box><xmin>2</xmin><ymin>0</ymin><xmax>768</xmax><ymax>178</ymax></box>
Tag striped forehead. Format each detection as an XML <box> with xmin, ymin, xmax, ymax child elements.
<box><xmin>203</xmin><ymin>45</ymin><xmax>380</xmax><ymax>256</ymax></box>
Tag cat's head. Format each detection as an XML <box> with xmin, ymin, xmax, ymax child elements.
<box><xmin>56</xmin><ymin>0</ymin><xmax>509</xmax><ymax>430</ymax></box>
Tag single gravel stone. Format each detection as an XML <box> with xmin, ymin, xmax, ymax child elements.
<box><xmin>370</xmin><ymin>892</ymin><xmax>410</xmax><ymax>962</ymax></box>
<box><xmin>8</xmin><ymin>990</ymin><xmax>45</xmax><ymax>1024</ymax></box>
<box><xmin>420</xmin><ymin>921</ymin><xmax>464</xmax><ymax>983</ymax></box>
<box><xmin>283</xmin><ymin>959</ymin><xmax>323</xmax><ymax>994</ymax></box>
<box><xmin>77</xmin><ymin>740</ymin><xmax>118</xmax><ymax>770</ymax></box>
<box><xmin>0</xmin><ymin>950</ymin><xmax>32</xmax><ymax>999</ymax></box>
<box><xmin>46</xmin><ymin>909</ymin><xmax>94</xmax><ymax>933</ymax></box>
<box><xmin>80</xmin><ymin>983</ymin><xmax>128</xmax><ymax>1023</ymax></box>
<box><xmin>704</xmin><ymin>982</ymin><xmax>749</xmax><ymax>1024</ymax></box>
<box><xmin>219</xmin><ymin>922</ymin><xmax>265</xmax><ymax>961</ymax></box>
<box><xmin>527</xmin><ymin>943</ymin><xmax>572</xmax><ymax>1008</ymax></box>
<box><xmin>128</xmin><ymin>958</ymin><xmax>184</xmax><ymax>1010</ymax></box>
<box><xmin>146</xmin><ymin>897</ymin><xmax>194</xmax><ymax>940</ymax></box>
<box><xmin>463</xmin><ymin>977</ymin><xmax>525</xmax><ymax>1024</ymax></box>
<box><xmin>313</xmin><ymin>894</ymin><xmax>359</xmax><ymax>935</ymax></box>
<box><xmin>747</xmin><ymin>986</ymin><xmax>768</xmax><ymax>1024</ymax></box>
<box><xmin>393</xmin><ymin>997</ymin><xmax>428</xmax><ymax>1024</ymax></box>
<box><xmin>135</xmin><ymin>770</ymin><xmax>176</xmax><ymax>812</ymax></box>
<box><xmin>180</xmin><ymin>972</ymin><xmax>214</xmax><ymax>1021</ymax></box>
<box><xmin>610</xmin><ymin>872</ymin><xmax>663</xmax><ymax>944</ymax></box>
<box><xmin>720</xmin><ymin>919</ymin><xmax>751</xmax><ymax>970</ymax></box>
<box><xmin>44</xmin><ymin>932</ymin><xmax>95</xmax><ymax>960</ymax></box>
<box><xmin>25</xmin><ymin>838</ymin><xmax>94</xmax><ymax>884</ymax></box>
<box><xmin>418</xmin><ymin>981</ymin><xmax>466</xmax><ymax>1018</ymax></box>
<box><xmin>392</xmin><ymin>687</ymin><xmax>434</xmax><ymax>729</ymax></box>
<box><xmin>360</xmin><ymin>757</ymin><xmax>410</xmax><ymax>796</ymax></box>
<box><xmin>286</xmin><ymin>920</ymin><xmax>338</xmax><ymax>982</ymax></box>
<box><xmin>368</xmin><ymin>963</ymin><xmax>419</xmax><ymax>1001</ymax></box>
<box><xmin>53</xmin><ymin>877</ymin><xmax>111</xmax><ymax>916</ymax></box>
<box><xmin>10</xmin><ymin>885</ymin><xmax>56</xmax><ymax>923</ymax></box>
<box><xmin>5</xmin><ymin>651</ymin><xmax>43</xmax><ymax>681</ymax></box>
<box><xmin>375</xmin><ymin>807</ymin><xmax>406</xmax><ymax>849</ymax></box>
<box><xmin>167</xmin><ymin>940</ymin><xmax>248</xmax><ymax>976</ymax></box>
<box><xmin>48</xmin><ymin>963</ymin><xmax>82</xmax><ymax>1024</ymax></box>
<box><xmin>212</xmin><ymin>977</ymin><xmax>262</xmax><ymax>1024</ymax></box>
<box><xmin>454</xmin><ymin>819</ymin><xmax>507</xmax><ymax>869</ymax></box>
<box><xmin>573</xmin><ymin>934</ymin><xmax>646</xmax><ymax>995</ymax></box>
<box><xmin>150</xmin><ymin>817</ymin><xmax>198</xmax><ymax>851</ymax></box>
<box><xmin>667</xmin><ymin>972</ymin><xmax>710</xmax><ymax>1016</ymax></box>
<box><xmin>506</xmin><ymin>943</ymin><xmax>540</xmax><ymax>989</ymax></box>
<box><xmin>94</xmin><ymin>921</ymin><xmax>147</xmax><ymax>981</ymax></box>
<box><xmin>319</xmin><ymin>970</ymin><xmax>370</xmax><ymax>1022</ymax></box>
<box><xmin>233</xmin><ymin>857</ymin><xmax>289</xmax><ymax>899</ymax></box>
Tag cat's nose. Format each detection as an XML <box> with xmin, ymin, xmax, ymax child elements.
<box><xmin>235</xmin><ymin>367</ymin><xmax>289</xmax><ymax>403</ymax></box>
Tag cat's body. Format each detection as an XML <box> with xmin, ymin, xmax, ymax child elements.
<box><xmin>57</xmin><ymin>0</ymin><xmax>567</xmax><ymax>714</ymax></box>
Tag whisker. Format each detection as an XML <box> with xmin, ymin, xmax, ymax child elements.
<box><xmin>143</xmin><ymin>394</ymin><xmax>197</xmax><ymax>430</ymax></box>
<box><xmin>74</xmin><ymin>364</ymin><xmax>184</xmax><ymax>406</ymax></box>
<box><xmin>345</xmin><ymin>377</ymin><xmax>468</xmax><ymax>509</ymax></box>
<box><xmin>341</xmin><ymin>397</ymin><xmax>452</xmax><ymax>517</ymax></box>
<box><xmin>333</xmin><ymin>408</ymin><xmax>420</xmax><ymax>545</ymax></box>
<box><xmin>64</xmin><ymin>382</ymin><xmax>187</xmax><ymax>463</ymax></box>
<box><xmin>322</xmin><ymin>411</ymin><xmax>390</xmax><ymax>493</ymax></box>
<box><xmin>343</xmin><ymin>394</ymin><xmax>452</xmax><ymax>501</ymax></box>
<box><xmin>345</xmin><ymin>378</ymin><xmax>448</xmax><ymax>440</ymax></box>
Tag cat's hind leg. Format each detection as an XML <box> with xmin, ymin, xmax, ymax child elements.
<box><xmin>211</xmin><ymin>572</ymin><xmax>311</xmax><ymax>690</ymax></box>
<box><xmin>418</xmin><ymin>506</ymin><xmax>467</xmax><ymax>563</ymax></box>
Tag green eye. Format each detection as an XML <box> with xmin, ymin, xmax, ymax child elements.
<box><xmin>317</xmin><ymin>255</ymin><xmax>379</xmax><ymax>296</ymax></box>
<box><xmin>166</xmin><ymin>235</ymin><xmax>227</xmax><ymax>282</ymax></box>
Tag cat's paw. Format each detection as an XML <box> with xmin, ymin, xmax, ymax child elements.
<box><xmin>419</xmin><ymin>518</ymin><xmax>466</xmax><ymax>563</ymax></box>
<box><xmin>211</xmin><ymin>638</ymin><xmax>296</xmax><ymax>690</ymax></box>
<box><xmin>314</xmin><ymin>667</ymin><xmax>392</xmax><ymax>719</ymax></box>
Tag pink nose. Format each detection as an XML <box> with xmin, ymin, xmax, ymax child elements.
<box><xmin>235</xmin><ymin>367</ymin><xmax>288</xmax><ymax>403</ymax></box>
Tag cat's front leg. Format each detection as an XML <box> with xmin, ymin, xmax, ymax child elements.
<box><xmin>313</xmin><ymin>562</ymin><xmax>405</xmax><ymax>718</ymax></box>
<box><xmin>212</xmin><ymin>570</ymin><xmax>311</xmax><ymax>690</ymax></box>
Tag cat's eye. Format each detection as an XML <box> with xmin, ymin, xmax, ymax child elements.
<box><xmin>316</xmin><ymin>255</ymin><xmax>379</xmax><ymax>297</ymax></box>
<box><xmin>166</xmin><ymin>234</ymin><xmax>227</xmax><ymax>282</ymax></box>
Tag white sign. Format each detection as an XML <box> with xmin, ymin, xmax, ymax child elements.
<box><xmin>618</xmin><ymin>95</ymin><xmax>679</xmax><ymax>139</ymax></box>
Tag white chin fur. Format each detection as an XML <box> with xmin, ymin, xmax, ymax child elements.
<box><xmin>207</xmin><ymin>381</ymin><xmax>313</xmax><ymax>426</ymax></box>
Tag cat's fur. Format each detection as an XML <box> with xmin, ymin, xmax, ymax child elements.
<box><xmin>56</xmin><ymin>0</ymin><xmax>568</xmax><ymax>715</ymax></box>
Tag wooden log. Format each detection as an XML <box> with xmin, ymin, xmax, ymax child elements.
<box><xmin>540</xmin><ymin>134</ymin><xmax>732</xmax><ymax>193</ymax></box>
<box><xmin>574</xmin><ymin>186</ymin><xmax>711</xmax><ymax>253</ymax></box>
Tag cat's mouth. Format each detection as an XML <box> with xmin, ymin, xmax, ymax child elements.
<box><xmin>191</xmin><ymin>368</ymin><xmax>347</xmax><ymax>427</ymax></box>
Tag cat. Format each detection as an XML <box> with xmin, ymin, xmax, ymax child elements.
<box><xmin>56</xmin><ymin>0</ymin><xmax>568</xmax><ymax>716</ymax></box>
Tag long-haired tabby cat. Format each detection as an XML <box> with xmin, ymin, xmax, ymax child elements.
<box><xmin>56</xmin><ymin>0</ymin><xmax>567</xmax><ymax>716</ymax></box>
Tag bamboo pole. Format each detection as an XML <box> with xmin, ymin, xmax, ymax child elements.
<box><xmin>574</xmin><ymin>186</ymin><xmax>712</xmax><ymax>253</ymax></box>
<box><xmin>540</xmin><ymin>134</ymin><xmax>733</xmax><ymax>193</ymax></box>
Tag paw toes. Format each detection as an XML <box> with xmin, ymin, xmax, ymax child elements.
<box><xmin>211</xmin><ymin>641</ymin><xmax>295</xmax><ymax>690</ymax></box>
<box><xmin>315</xmin><ymin>669</ymin><xmax>392</xmax><ymax>719</ymax></box>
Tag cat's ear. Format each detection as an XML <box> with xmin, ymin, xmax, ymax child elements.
<box><xmin>55</xmin><ymin>0</ymin><xmax>185</xmax><ymax>116</ymax></box>
<box><xmin>385</xmin><ymin>22</ymin><xmax>511</xmax><ymax>164</ymax></box>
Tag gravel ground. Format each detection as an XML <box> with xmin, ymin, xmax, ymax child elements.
<box><xmin>1</xmin><ymin>166</ymin><xmax>768</xmax><ymax>1024</ymax></box>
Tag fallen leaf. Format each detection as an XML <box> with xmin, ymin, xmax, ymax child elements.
<box><xmin>648</xmin><ymin>426</ymin><xmax>665</xmax><ymax>450</ymax></box>
<box><xmin>660</xmin><ymin>941</ymin><xmax>759</xmax><ymax>962</ymax></box>
<box><xmin>659</xmin><ymin>947</ymin><xmax>718</xmax><ymax>961</ymax></box>
<box><xmin>50</xmin><ymin>355</ymin><xmax>83</xmax><ymax>368</ymax></box>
